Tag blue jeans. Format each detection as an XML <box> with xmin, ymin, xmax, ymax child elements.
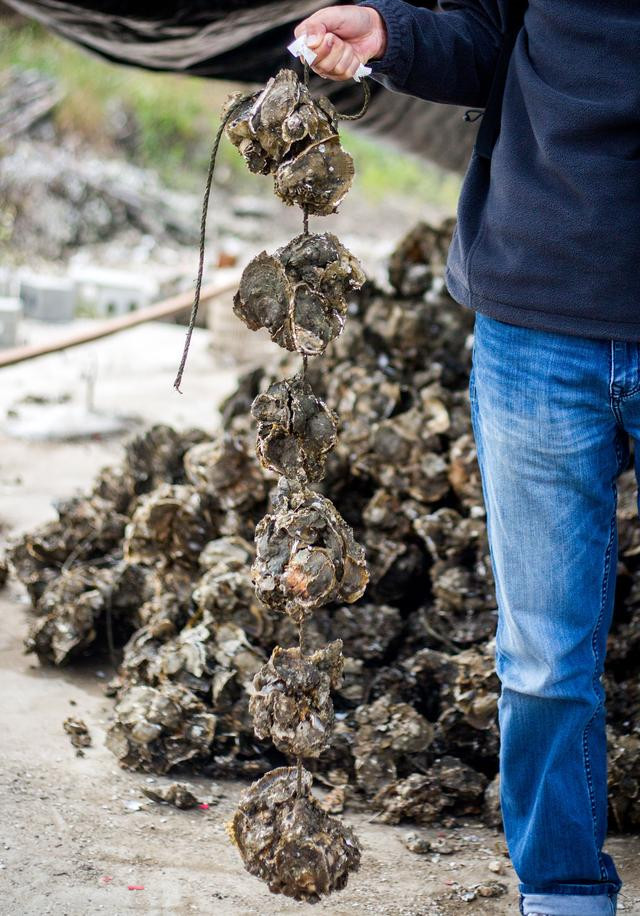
<box><xmin>470</xmin><ymin>313</ymin><xmax>628</xmax><ymax>916</ymax></box>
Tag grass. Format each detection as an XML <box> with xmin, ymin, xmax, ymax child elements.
<box><xmin>0</xmin><ymin>20</ymin><xmax>460</xmax><ymax>208</ymax></box>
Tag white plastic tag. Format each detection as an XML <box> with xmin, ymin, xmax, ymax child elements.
<box><xmin>287</xmin><ymin>36</ymin><xmax>318</xmax><ymax>66</ymax></box>
<box><xmin>287</xmin><ymin>36</ymin><xmax>372</xmax><ymax>82</ymax></box>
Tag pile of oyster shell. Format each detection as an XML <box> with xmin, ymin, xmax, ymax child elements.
<box><xmin>7</xmin><ymin>205</ymin><xmax>640</xmax><ymax>849</ymax></box>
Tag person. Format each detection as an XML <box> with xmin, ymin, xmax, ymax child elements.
<box><xmin>292</xmin><ymin>3</ymin><xmax>640</xmax><ymax>915</ymax></box>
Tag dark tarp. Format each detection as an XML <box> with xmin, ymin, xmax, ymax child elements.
<box><xmin>2</xmin><ymin>0</ymin><xmax>476</xmax><ymax>172</ymax></box>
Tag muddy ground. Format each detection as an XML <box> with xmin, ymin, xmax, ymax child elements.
<box><xmin>1</xmin><ymin>322</ymin><xmax>639</xmax><ymax>916</ymax></box>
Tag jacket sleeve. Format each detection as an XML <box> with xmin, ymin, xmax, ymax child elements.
<box><xmin>357</xmin><ymin>0</ymin><xmax>504</xmax><ymax>107</ymax></box>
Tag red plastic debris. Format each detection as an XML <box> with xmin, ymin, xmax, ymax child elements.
<box><xmin>197</xmin><ymin>803</ymin><xmax>209</xmax><ymax>810</ymax></box>
<box><xmin>128</xmin><ymin>885</ymin><xmax>145</xmax><ymax>891</ymax></box>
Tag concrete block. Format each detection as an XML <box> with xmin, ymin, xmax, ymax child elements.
<box><xmin>0</xmin><ymin>297</ymin><xmax>22</xmax><ymax>347</ymax></box>
<box><xmin>0</xmin><ymin>267</ymin><xmax>18</xmax><ymax>298</ymax></box>
<box><xmin>19</xmin><ymin>274</ymin><xmax>76</xmax><ymax>322</ymax></box>
<box><xmin>69</xmin><ymin>266</ymin><xmax>159</xmax><ymax>316</ymax></box>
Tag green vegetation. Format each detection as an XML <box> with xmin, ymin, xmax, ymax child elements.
<box><xmin>343</xmin><ymin>130</ymin><xmax>460</xmax><ymax>208</ymax></box>
<box><xmin>0</xmin><ymin>20</ymin><xmax>460</xmax><ymax>207</ymax></box>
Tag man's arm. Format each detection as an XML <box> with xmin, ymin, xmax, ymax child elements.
<box><xmin>295</xmin><ymin>1</ymin><xmax>504</xmax><ymax>108</ymax></box>
<box><xmin>362</xmin><ymin>0</ymin><xmax>502</xmax><ymax>107</ymax></box>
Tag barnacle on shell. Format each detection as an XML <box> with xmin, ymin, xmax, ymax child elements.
<box><xmin>233</xmin><ymin>233</ymin><xmax>365</xmax><ymax>356</ymax></box>
<box><xmin>249</xmin><ymin>640</ymin><xmax>343</xmax><ymax>757</ymax></box>
<box><xmin>224</xmin><ymin>69</ymin><xmax>354</xmax><ymax>214</ymax></box>
<box><xmin>251</xmin><ymin>478</ymin><xmax>369</xmax><ymax>621</ymax></box>
<box><xmin>251</xmin><ymin>373</ymin><xmax>338</xmax><ymax>482</ymax></box>
<box><xmin>230</xmin><ymin>766</ymin><xmax>360</xmax><ymax>902</ymax></box>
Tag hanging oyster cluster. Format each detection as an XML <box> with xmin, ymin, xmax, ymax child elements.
<box><xmin>224</xmin><ymin>68</ymin><xmax>367</xmax><ymax>901</ymax></box>
<box><xmin>223</xmin><ymin>69</ymin><xmax>355</xmax><ymax>215</ymax></box>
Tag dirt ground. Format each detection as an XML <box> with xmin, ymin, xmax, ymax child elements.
<box><xmin>1</xmin><ymin>322</ymin><xmax>639</xmax><ymax>916</ymax></box>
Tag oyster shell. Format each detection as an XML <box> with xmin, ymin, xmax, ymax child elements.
<box><xmin>224</xmin><ymin>69</ymin><xmax>354</xmax><ymax>214</ymax></box>
<box><xmin>7</xmin><ymin>496</ymin><xmax>127</xmax><ymax>604</ymax></box>
<box><xmin>274</xmin><ymin>135</ymin><xmax>354</xmax><ymax>215</ymax></box>
<box><xmin>250</xmin><ymin>641</ymin><xmax>343</xmax><ymax>757</ymax></box>
<box><xmin>123</xmin><ymin>484</ymin><xmax>217</xmax><ymax>568</ymax></box>
<box><xmin>63</xmin><ymin>716</ymin><xmax>91</xmax><ymax>749</ymax></box>
<box><xmin>142</xmin><ymin>782</ymin><xmax>201</xmax><ymax>809</ymax></box>
<box><xmin>233</xmin><ymin>233</ymin><xmax>365</xmax><ymax>356</ymax></box>
<box><xmin>329</xmin><ymin>603</ymin><xmax>402</xmax><ymax>662</ymax></box>
<box><xmin>193</xmin><ymin>540</ymin><xmax>274</xmax><ymax>642</ymax></box>
<box><xmin>251</xmin><ymin>373</ymin><xmax>338</xmax><ymax>482</ymax></box>
<box><xmin>252</xmin><ymin>478</ymin><xmax>369</xmax><ymax>621</ymax></box>
<box><xmin>372</xmin><ymin>756</ymin><xmax>488</xmax><ymax>825</ymax></box>
<box><xmin>608</xmin><ymin>729</ymin><xmax>640</xmax><ymax>831</ymax></box>
<box><xmin>183</xmin><ymin>434</ymin><xmax>267</xmax><ymax>509</ymax></box>
<box><xmin>230</xmin><ymin>766</ymin><xmax>360</xmax><ymax>902</ymax></box>
<box><xmin>105</xmin><ymin>683</ymin><xmax>216</xmax><ymax>773</ymax></box>
<box><xmin>224</xmin><ymin>70</ymin><xmax>335</xmax><ymax>175</ymax></box>
<box><xmin>353</xmin><ymin>694</ymin><xmax>434</xmax><ymax>794</ymax></box>
<box><xmin>388</xmin><ymin>219</ymin><xmax>455</xmax><ymax>297</ymax></box>
<box><xmin>25</xmin><ymin>566</ymin><xmax>113</xmax><ymax>665</ymax></box>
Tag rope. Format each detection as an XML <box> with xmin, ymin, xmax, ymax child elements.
<box><xmin>303</xmin><ymin>61</ymin><xmax>371</xmax><ymax>122</ymax></box>
<box><xmin>336</xmin><ymin>78</ymin><xmax>371</xmax><ymax>121</ymax></box>
<box><xmin>173</xmin><ymin>92</ymin><xmax>257</xmax><ymax>393</ymax></box>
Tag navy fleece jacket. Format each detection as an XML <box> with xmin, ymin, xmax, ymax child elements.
<box><xmin>359</xmin><ymin>0</ymin><xmax>640</xmax><ymax>341</ymax></box>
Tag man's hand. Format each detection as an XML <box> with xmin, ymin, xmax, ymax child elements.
<box><xmin>294</xmin><ymin>6</ymin><xmax>387</xmax><ymax>81</ymax></box>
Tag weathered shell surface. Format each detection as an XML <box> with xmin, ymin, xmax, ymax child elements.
<box><xmin>142</xmin><ymin>782</ymin><xmax>201</xmax><ymax>809</ymax></box>
<box><xmin>230</xmin><ymin>766</ymin><xmax>360</xmax><ymax>902</ymax></box>
<box><xmin>224</xmin><ymin>70</ymin><xmax>334</xmax><ymax>175</ymax></box>
<box><xmin>388</xmin><ymin>219</ymin><xmax>455</xmax><ymax>297</ymax></box>
<box><xmin>224</xmin><ymin>70</ymin><xmax>354</xmax><ymax>213</ymax></box>
<box><xmin>184</xmin><ymin>434</ymin><xmax>267</xmax><ymax>509</ymax></box>
<box><xmin>249</xmin><ymin>641</ymin><xmax>343</xmax><ymax>757</ymax></box>
<box><xmin>372</xmin><ymin>756</ymin><xmax>488</xmax><ymax>825</ymax></box>
<box><xmin>233</xmin><ymin>233</ymin><xmax>365</xmax><ymax>356</ymax></box>
<box><xmin>251</xmin><ymin>373</ymin><xmax>338</xmax><ymax>482</ymax></box>
<box><xmin>25</xmin><ymin>566</ymin><xmax>113</xmax><ymax>665</ymax></box>
<box><xmin>123</xmin><ymin>484</ymin><xmax>217</xmax><ymax>567</ymax></box>
<box><xmin>251</xmin><ymin>478</ymin><xmax>369</xmax><ymax>621</ymax></box>
<box><xmin>274</xmin><ymin>135</ymin><xmax>354</xmax><ymax>216</ymax></box>
<box><xmin>7</xmin><ymin>496</ymin><xmax>127</xmax><ymax>604</ymax></box>
<box><xmin>607</xmin><ymin>730</ymin><xmax>640</xmax><ymax>830</ymax></box>
<box><xmin>193</xmin><ymin>539</ymin><xmax>274</xmax><ymax>642</ymax></box>
<box><xmin>353</xmin><ymin>694</ymin><xmax>434</xmax><ymax>794</ymax></box>
<box><xmin>105</xmin><ymin>683</ymin><xmax>216</xmax><ymax>773</ymax></box>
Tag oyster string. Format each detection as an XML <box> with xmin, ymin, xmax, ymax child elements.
<box><xmin>302</xmin><ymin>61</ymin><xmax>371</xmax><ymax>122</ymax></box>
<box><xmin>173</xmin><ymin>92</ymin><xmax>257</xmax><ymax>393</ymax></box>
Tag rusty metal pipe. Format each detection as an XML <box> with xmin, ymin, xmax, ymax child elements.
<box><xmin>0</xmin><ymin>280</ymin><xmax>237</xmax><ymax>369</ymax></box>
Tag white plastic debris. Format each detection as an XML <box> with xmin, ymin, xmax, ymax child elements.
<box><xmin>287</xmin><ymin>36</ymin><xmax>371</xmax><ymax>81</ymax></box>
<box><xmin>287</xmin><ymin>36</ymin><xmax>318</xmax><ymax>66</ymax></box>
<box><xmin>353</xmin><ymin>62</ymin><xmax>372</xmax><ymax>82</ymax></box>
